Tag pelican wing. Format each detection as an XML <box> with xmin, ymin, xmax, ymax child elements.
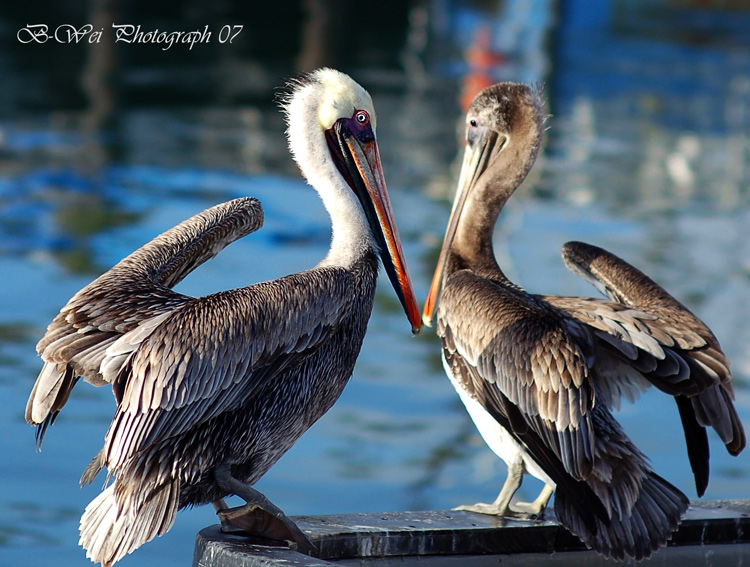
<box><xmin>438</xmin><ymin>270</ymin><xmax>596</xmax><ymax>480</ymax></box>
<box><xmin>440</xmin><ymin>314</ymin><xmax>609</xmax><ymax>530</ymax></box>
<box><xmin>559</xmin><ymin>242</ymin><xmax>743</xmax><ymax>450</ymax></box>
<box><xmin>543</xmin><ymin>296</ymin><xmax>694</xmax><ymax>402</ymax></box>
<box><xmin>438</xmin><ymin>272</ymin><xmax>687</xmax><ymax>535</ymax></box>
<box><xmin>554</xmin><ymin>240</ymin><xmax>746</xmax><ymax>494</ymax></box>
<box><xmin>560</xmin><ymin>241</ymin><xmax>730</xmax><ymax>389</ymax></box>
<box><xmin>27</xmin><ymin>198</ymin><xmax>264</xmax><ymax>442</ymax></box>
<box><xmin>99</xmin><ymin>266</ymin><xmax>354</xmax><ymax>472</ymax></box>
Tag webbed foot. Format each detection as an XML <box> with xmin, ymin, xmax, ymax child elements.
<box><xmin>213</xmin><ymin>465</ymin><xmax>316</xmax><ymax>555</ymax></box>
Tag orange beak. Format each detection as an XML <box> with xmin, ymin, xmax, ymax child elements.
<box><xmin>328</xmin><ymin>117</ymin><xmax>423</xmax><ymax>335</ymax></box>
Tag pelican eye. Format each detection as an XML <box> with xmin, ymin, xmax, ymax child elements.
<box><xmin>469</xmin><ymin>119</ymin><xmax>478</xmax><ymax>127</ymax></box>
<box><xmin>355</xmin><ymin>110</ymin><xmax>369</xmax><ymax>125</ymax></box>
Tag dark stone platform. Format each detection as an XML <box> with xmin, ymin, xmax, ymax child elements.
<box><xmin>194</xmin><ymin>500</ymin><xmax>750</xmax><ymax>566</ymax></box>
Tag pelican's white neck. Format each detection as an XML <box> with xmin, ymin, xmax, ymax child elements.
<box><xmin>283</xmin><ymin>69</ymin><xmax>378</xmax><ymax>268</ymax></box>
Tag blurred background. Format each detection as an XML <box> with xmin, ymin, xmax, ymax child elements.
<box><xmin>1</xmin><ymin>1</ymin><xmax>750</xmax><ymax>566</ymax></box>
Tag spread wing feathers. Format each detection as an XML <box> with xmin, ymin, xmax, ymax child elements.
<box><xmin>438</xmin><ymin>271</ymin><xmax>596</xmax><ymax>481</ymax></box>
<box><xmin>560</xmin><ymin>241</ymin><xmax>745</xmax><ymax>457</ymax></box>
<box><xmin>544</xmin><ymin>296</ymin><xmax>697</xmax><ymax>400</ymax></box>
<box><xmin>99</xmin><ymin>267</ymin><xmax>352</xmax><ymax>475</ymax></box>
<box><xmin>26</xmin><ymin>197</ymin><xmax>264</xmax><ymax>445</ymax></box>
<box><xmin>79</xmin><ymin>478</ymin><xmax>179</xmax><ymax>567</ymax></box>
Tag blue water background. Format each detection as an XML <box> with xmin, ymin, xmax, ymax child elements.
<box><xmin>1</xmin><ymin>1</ymin><xmax>750</xmax><ymax>566</ymax></box>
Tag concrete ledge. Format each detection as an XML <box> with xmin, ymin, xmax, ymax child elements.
<box><xmin>193</xmin><ymin>500</ymin><xmax>750</xmax><ymax>566</ymax></box>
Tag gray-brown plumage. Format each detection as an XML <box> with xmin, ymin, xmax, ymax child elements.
<box><xmin>553</xmin><ymin>241</ymin><xmax>745</xmax><ymax>494</ymax></box>
<box><xmin>423</xmin><ymin>82</ymin><xmax>744</xmax><ymax>561</ymax></box>
<box><xmin>27</xmin><ymin>68</ymin><xmax>422</xmax><ymax>567</ymax></box>
<box><xmin>28</xmin><ymin>197</ymin><xmax>264</xmax><ymax>443</ymax></box>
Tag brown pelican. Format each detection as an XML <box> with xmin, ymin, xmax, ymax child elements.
<box><xmin>423</xmin><ymin>82</ymin><xmax>745</xmax><ymax>560</ymax></box>
<box><xmin>26</xmin><ymin>68</ymin><xmax>422</xmax><ymax>566</ymax></box>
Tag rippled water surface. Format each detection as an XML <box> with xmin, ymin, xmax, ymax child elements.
<box><xmin>1</xmin><ymin>2</ymin><xmax>750</xmax><ymax>566</ymax></box>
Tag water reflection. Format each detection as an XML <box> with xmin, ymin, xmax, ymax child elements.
<box><xmin>548</xmin><ymin>0</ymin><xmax>750</xmax><ymax>211</ymax></box>
<box><xmin>0</xmin><ymin>2</ymin><xmax>749</xmax><ymax>567</ymax></box>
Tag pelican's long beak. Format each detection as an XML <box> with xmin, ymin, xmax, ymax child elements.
<box><xmin>327</xmin><ymin>119</ymin><xmax>423</xmax><ymax>335</ymax></box>
<box><xmin>423</xmin><ymin>126</ymin><xmax>500</xmax><ymax>326</ymax></box>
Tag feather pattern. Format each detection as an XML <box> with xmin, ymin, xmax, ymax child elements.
<box><xmin>103</xmin><ymin>266</ymin><xmax>356</xmax><ymax>471</ymax></box>
<box><xmin>559</xmin><ymin>241</ymin><xmax>745</xmax><ymax>464</ymax></box>
<box><xmin>26</xmin><ymin>197</ymin><xmax>264</xmax><ymax>443</ymax></box>
<box><xmin>442</xmin><ymin>271</ymin><xmax>596</xmax><ymax>479</ymax></box>
<box><xmin>77</xmin><ymin>251</ymin><xmax>378</xmax><ymax>566</ymax></box>
<box><xmin>436</xmin><ymin>266</ymin><xmax>690</xmax><ymax>559</ymax></box>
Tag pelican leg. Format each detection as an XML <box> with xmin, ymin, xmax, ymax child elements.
<box><xmin>510</xmin><ymin>482</ymin><xmax>554</xmax><ymax>517</ymax></box>
<box><xmin>213</xmin><ymin>465</ymin><xmax>316</xmax><ymax>555</ymax></box>
<box><xmin>213</xmin><ymin>498</ymin><xmax>230</xmax><ymax>511</ymax></box>
<box><xmin>212</xmin><ymin>499</ymin><xmax>232</xmax><ymax>530</ymax></box>
<box><xmin>454</xmin><ymin>458</ymin><xmax>524</xmax><ymax>516</ymax></box>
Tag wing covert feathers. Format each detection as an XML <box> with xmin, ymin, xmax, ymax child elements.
<box><xmin>561</xmin><ymin>241</ymin><xmax>745</xmax><ymax>458</ymax></box>
<box><xmin>26</xmin><ymin>198</ymin><xmax>264</xmax><ymax>446</ymax></box>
